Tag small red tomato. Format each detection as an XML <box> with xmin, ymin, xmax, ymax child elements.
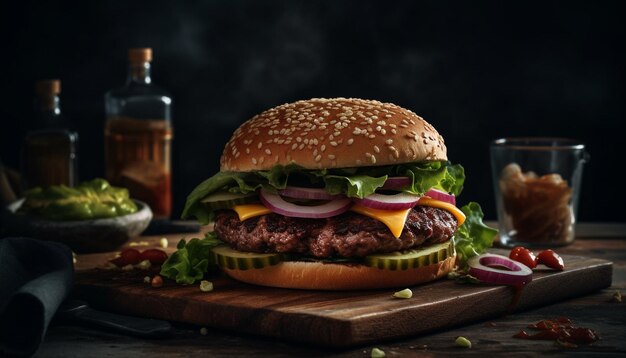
<box><xmin>139</xmin><ymin>249</ymin><xmax>168</xmax><ymax>265</ymax></box>
<box><xmin>536</xmin><ymin>250</ymin><xmax>565</xmax><ymax>270</ymax></box>
<box><xmin>110</xmin><ymin>248</ymin><xmax>141</xmax><ymax>267</ymax></box>
<box><xmin>509</xmin><ymin>246</ymin><xmax>537</xmax><ymax>269</ymax></box>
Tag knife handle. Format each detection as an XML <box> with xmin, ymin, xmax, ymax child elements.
<box><xmin>73</xmin><ymin>307</ymin><xmax>172</xmax><ymax>338</ymax></box>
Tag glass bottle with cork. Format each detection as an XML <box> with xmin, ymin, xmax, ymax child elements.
<box><xmin>21</xmin><ymin>79</ymin><xmax>79</xmax><ymax>190</ymax></box>
<box><xmin>104</xmin><ymin>48</ymin><xmax>173</xmax><ymax>219</ymax></box>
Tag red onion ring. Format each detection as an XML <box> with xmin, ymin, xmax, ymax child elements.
<box><xmin>259</xmin><ymin>188</ymin><xmax>352</xmax><ymax>218</ymax></box>
<box><xmin>468</xmin><ymin>253</ymin><xmax>533</xmax><ymax>285</ymax></box>
<box><xmin>381</xmin><ymin>176</ymin><xmax>411</xmax><ymax>190</ymax></box>
<box><xmin>278</xmin><ymin>186</ymin><xmax>343</xmax><ymax>201</ymax></box>
<box><xmin>424</xmin><ymin>188</ymin><xmax>456</xmax><ymax>205</ymax></box>
<box><xmin>353</xmin><ymin>192</ymin><xmax>421</xmax><ymax>210</ymax></box>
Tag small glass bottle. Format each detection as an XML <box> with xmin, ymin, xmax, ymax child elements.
<box><xmin>21</xmin><ymin>79</ymin><xmax>79</xmax><ymax>189</ymax></box>
<box><xmin>104</xmin><ymin>48</ymin><xmax>173</xmax><ymax>218</ymax></box>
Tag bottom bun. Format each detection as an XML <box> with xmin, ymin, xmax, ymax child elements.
<box><xmin>223</xmin><ymin>255</ymin><xmax>456</xmax><ymax>290</ymax></box>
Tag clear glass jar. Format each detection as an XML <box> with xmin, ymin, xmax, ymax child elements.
<box><xmin>104</xmin><ymin>48</ymin><xmax>173</xmax><ymax>218</ymax></box>
<box><xmin>490</xmin><ymin>137</ymin><xmax>588</xmax><ymax>247</ymax></box>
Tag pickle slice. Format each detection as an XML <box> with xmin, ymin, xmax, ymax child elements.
<box><xmin>201</xmin><ymin>191</ymin><xmax>257</xmax><ymax>210</ymax></box>
<box><xmin>211</xmin><ymin>245</ymin><xmax>283</xmax><ymax>270</ymax></box>
<box><xmin>364</xmin><ymin>241</ymin><xmax>455</xmax><ymax>270</ymax></box>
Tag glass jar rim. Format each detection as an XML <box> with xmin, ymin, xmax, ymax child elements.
<box><xmin>491</xmin><ymin>137</ymin><xmax>584</xmax><ymax>150</ymax></box>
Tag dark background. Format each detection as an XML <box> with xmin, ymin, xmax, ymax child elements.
<box><xmin>1</xmin><ymin>0</ymin><xmax>624</xmax><ymax>221</ymax></box>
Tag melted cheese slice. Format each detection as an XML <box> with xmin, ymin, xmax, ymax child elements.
<box><xmin>232</xmin><ymin>204</ymin><xmax>272</xmax><ymax>221</ymax></box>
<box><xmin>350</xmin><ymin>204</ymin><xmax>411</xmax><ymax>238</ymax></box>
<box><xmin>418</xmin><ymin>197</ymin><xmax>466</xmax><ymax>226</ymax></box>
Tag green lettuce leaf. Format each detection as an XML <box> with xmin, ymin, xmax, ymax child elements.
<box><xmin>453</xmin><ymin>202</ymin><xmax>498</xmax><ymax>268</ymax></box>
<box><xmin>159</xmin><ymin>233</ymin><xmax>223</xmax><ymax>284</ymax></box>
<box><xmin>182</xmin><ymin>161</ymin><xmax>465</xmax><ymax>224</ymax></box>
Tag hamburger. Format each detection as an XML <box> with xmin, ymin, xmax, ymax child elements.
<box><xmin>167</xmin><ymin>98</ymin><xmax>495</xmax><ymax>290</ymax></box>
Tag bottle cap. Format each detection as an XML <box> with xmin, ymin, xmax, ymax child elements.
<box><xmin>128</xmin><ymin>48</ymin><xmax>153</xmax><ymax>63</ymax></box>
<box><xmin>35</xmin><ymin>79</ymin><xmax>61</xmax><ymax>95</ymax></box>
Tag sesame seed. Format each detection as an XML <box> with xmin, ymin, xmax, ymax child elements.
<box><xmin>265</xmin><ymin>149</ymin><xmax>272</xmax><ymax>155</ymax></box>
<box><xmin>370</xmin><ymin>155</ymin><xmax>377</xmax><ymax>164</ymax></box>
<box><xmin>315</xmin><ymin>155</ymin><xmax>322</xmax><ymax>162</ymax></box>
<box><xmin>374</xmin><ymin>145</ymin><xmax>380</xmax><ymax>153</ymax></box>
<box><xmin>376</xmin><ymin>125</ymin><xmax>382</xmax><ymax>132</ymax></box>
<box><xmin>246</xmin><ymin>148</ymin><xmax>250</xmax><ymax>154</ymax></box>
<box><xmin>259</xmin><ymin>156</ymin><xmax>265</xmax><ymax>164</ymax></box>
<box><xmin>385</xmin><ymin>139</ymin><xmax>393</xmax><ymax>145</ymax></box>
<box><xmin>252</xmin><ymin>158</ymin><xmax>257</xmax><ymax>165</ymax></box>
<box><xmin>347</xmin><ymin>138</ymin><xmax>354</xmax><ymax>145</ymax></box>
<box><xmin>368</xmin><ymin>134</ymin><xmax>376</xmax><ymax>139</ymax></box>
<box><xmin>257</xmin><ymin>142</ymin><xmax>263</xmax><ymax>149</ymax></box>
<box><xmin>328</xmin><ymin>154</ymin><xmax>336</xmax><ymax>160</ymax></box>
<box><xmin>330</xmin><ymin>141</ymin><xmax>338</xmax><ymax>146</ymax></box>
<box><xmin>366</xmin><ymin>152</ymin><xmax>372</xmax><ymax>158</ymax></box>
<box><xmin>296</xmin><ymin>137</ymin><xmax>302</xmax><ymax>142</ymax></box>
<box><xmin>313</xmin><ymin>149</ymin><xmax>318</xmax><ymax>156</ymax></box>
<box><xmin>329</xmin><ymin>134</ymin><xmax>334</xmax><ymax>140</ymax></box>
<box><xmin>299</xmin><ymin>143</ymin><xmax>305</xmax><ymax>150</ymax></box>
<box><xmin>391</xmin><ymin>128</ymin><xmax>397</xmax><ymax>134</ymax></box>
<box><xmin>381</xmin><ymin>129</ymin><xmax>387</xmax><ymax>135</ymax></box>
<box><xmin>321</xmin><ymin>144</ymin><xmax>326</xmax><ymax>152</ymax></box>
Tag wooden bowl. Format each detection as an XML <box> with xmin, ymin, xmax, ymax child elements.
<box><xmin>2</xmin><ymin>199</ymin><xmax>152</xmax><ymax>253</ymax></box>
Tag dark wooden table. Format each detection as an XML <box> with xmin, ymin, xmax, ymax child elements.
<box><xmin>37</xmin><ymin>223</ymin><xmax>626</xmax><ymax>357</ymax></box>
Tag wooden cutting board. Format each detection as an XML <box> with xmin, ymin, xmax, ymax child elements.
<box><xmin>73</xmin><ymin>250</ymin><xmax>612</xmax><ymax>348</ymax></box>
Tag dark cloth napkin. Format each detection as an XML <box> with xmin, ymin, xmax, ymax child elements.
<box><xmin>0</xmin><ymin>237</ymin><xmax>73</xmax><ymax>357</ymax></box>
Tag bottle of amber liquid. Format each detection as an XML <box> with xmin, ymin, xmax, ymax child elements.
<box><xmin>21</xmin><ymin>79</ymin><xmax>78</xmax><ymax>189</ymax></box>
<box><xmin>104</xmin><ymin>48</ymin><xmax>173</xmax><ymax>218</ymax></box>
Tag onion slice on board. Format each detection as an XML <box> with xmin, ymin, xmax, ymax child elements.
<box><xmin>279</xmin><ymin>186</ymin><xmax>343</xmax><ymax>201</ymax></box>
<box><xmin>353</xmin><ymin>192</ymin><xmax>421</xmax><ymax>210</ymax></box>
<box><xmin>468</xmin><ymin>253</ymin><xmax>533</xmax><ymax>285</ymax></box>
<box><xmin>381</xmin><ymin>176</ymin><xmax>411</xmax><ymax>190</ymax></box>
<box><xmin>424</xmin><ymin>188</ymin><xmax>456</xmax><ymax>205</ymax></box>
<box><xmin>259</xmin><ymin>189</ymin><xmax>352</xmax><ymax>219</ymax></box>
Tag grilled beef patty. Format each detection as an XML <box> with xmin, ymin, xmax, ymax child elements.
<box><xmin>214</xmin><ymin>206</ymin><xmax>458</xmax><ymax>258</ymax></box>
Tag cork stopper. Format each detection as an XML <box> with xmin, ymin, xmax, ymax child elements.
<box><xmin>35</xmin><ymin>79</ymin><xmax>61</xmax><ymax>95</ymax></box>
<box><xmin>128</xmin><ymin>48</ymin><xmax>153</xmax><ymax>64</ymax></box>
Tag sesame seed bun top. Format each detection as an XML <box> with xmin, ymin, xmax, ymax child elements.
<box><xmin>220</xmin><ymin>98</ymin><xmax>447</xmax><ymax>172</ymax></box>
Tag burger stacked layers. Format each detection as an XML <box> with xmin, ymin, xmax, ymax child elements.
<box><xmin>162</xmin><ymin>98</ymin><xmax>496</xmax><ymax>289</ymax></box>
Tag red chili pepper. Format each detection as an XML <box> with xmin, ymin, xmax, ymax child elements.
<box><xmin>139</xmin><ymin>249</ymin><xmax>168</xmax><ymax>265</ymax></box>
<box><xmin>509</xmin><ymin>246</ymin><xmax>537</xmax><ymax>268</ymax></box>
<box><xmin>568</xmin><ymin>327</ymin><xmax>599</xmax><ymax>344</ymax></box>
<box><xmin>529</xmin><ymin>329</ymin><xmax>560</xmax><ymax>340</ymax></box>
<box><xmin>110</xmin><ymin>248</ymin><xmax>141</xmax><ymax>267</ymax></box>
<box><xmin>513</xmin><ymin>330</ymin><xmax>530</xmax><ymax>339</ymax></box>
<box><xmin>536</xmin><ymin>250</ymin><xmax>565</xmax><ymax>270</ymax></box>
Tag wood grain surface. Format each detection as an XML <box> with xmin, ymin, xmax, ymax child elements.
<box><xmin>73</xmin><ymin>249</ymin><xmax>612</xmax><ymax>347</ymax></box>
